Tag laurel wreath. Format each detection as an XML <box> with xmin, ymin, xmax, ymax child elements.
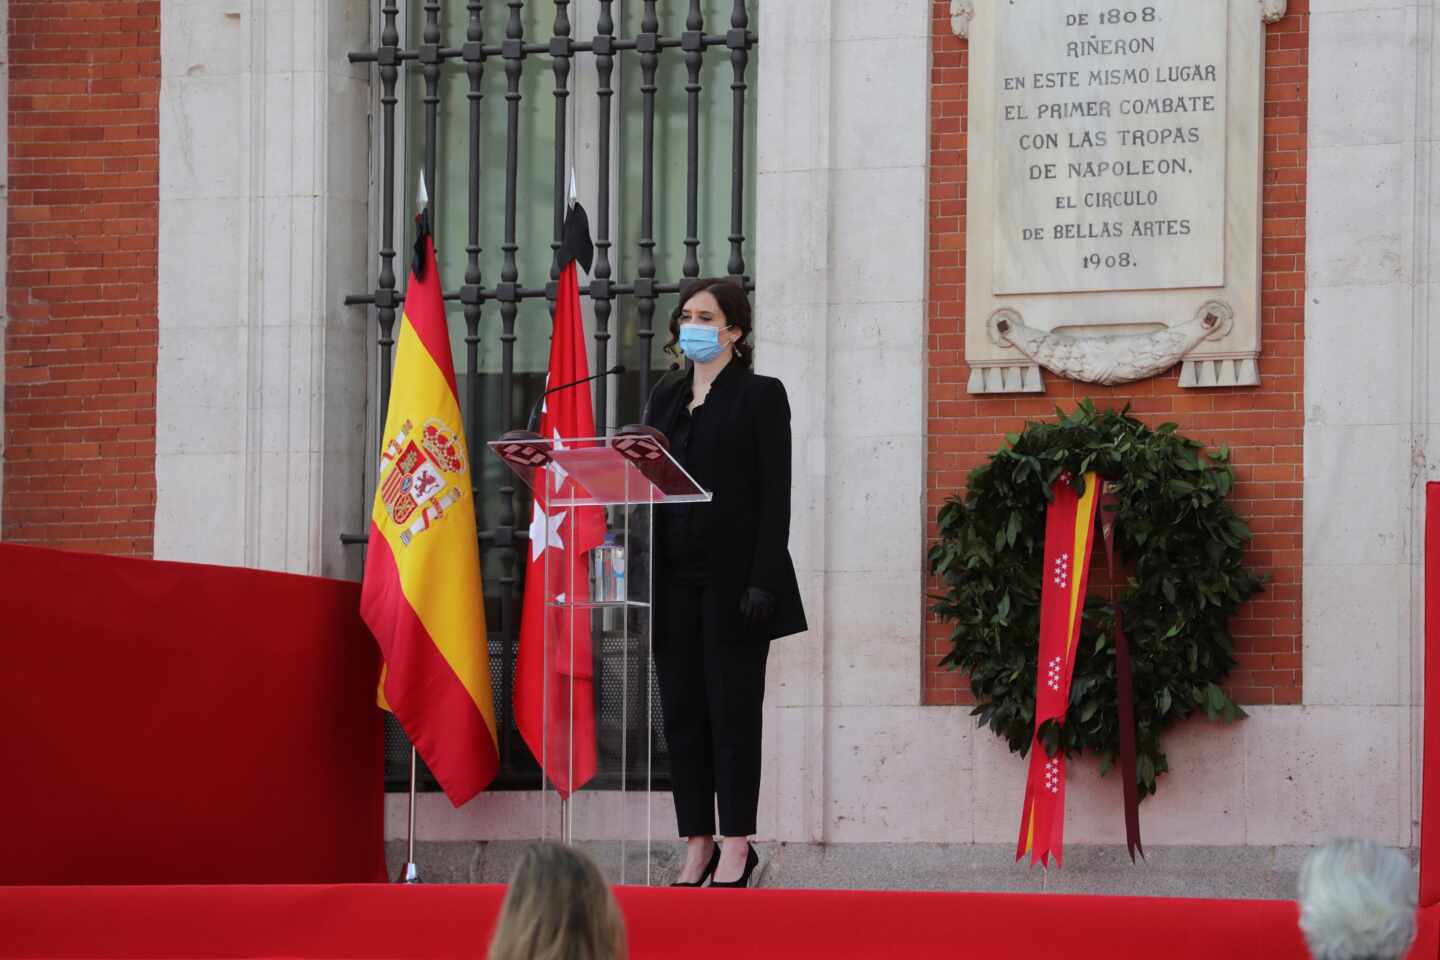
<box><xmin>928</xmin><ymin>401</ymin><xmax>1265</xmax><ymax>799</ymax></box>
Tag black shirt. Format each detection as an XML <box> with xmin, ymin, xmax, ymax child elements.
<box><xmin>660</xmin><ymin>363</ymin><xmax>732</xmax><ymax>581</ymax></box>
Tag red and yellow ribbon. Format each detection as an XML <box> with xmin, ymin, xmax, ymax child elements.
<box><xmin>1017</xmin><ymin>472</ymin><xmax>1099</xmax><ymax>867</ymax></box>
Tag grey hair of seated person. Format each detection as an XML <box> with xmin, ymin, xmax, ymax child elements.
<box><xmin>1298</xmin><ymin>838</ymin><xmax>1416</xmax><ymax>960</ymax></box>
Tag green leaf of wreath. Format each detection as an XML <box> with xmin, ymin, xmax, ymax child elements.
<box><xmin>929</xmin><ymin>404</ymin><xmax>1265</xmax><ymax>800</ymax></box>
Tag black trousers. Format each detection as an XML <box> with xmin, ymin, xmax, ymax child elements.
<box><xmin>653</xmin><ymin>578</ymin><xmax>770</xmax><ymax>838</ymax></box>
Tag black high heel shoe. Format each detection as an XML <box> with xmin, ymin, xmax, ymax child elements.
<box><xmin>670</xmin><ymin>843</ymin><xmax>720</xmax><ymax>887</ymax></box>
<box><xmin>708</xmin><ymin>843</ymin><xmax>760</xmax><ymax>888</ymax></box>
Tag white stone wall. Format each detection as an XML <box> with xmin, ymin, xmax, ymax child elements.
<box><xmin>1301</xmin><ymin>0</ymin><xmax>1437</xmax><ymax>849</ymax></box>
<box><xmin>0</xmin><ymin>0</ymin><xmax>1409</xmax><ymax>876</ymax></box>
<box><xmin>751</xmin><ymin>0</ymin><xmax>954</xmax><ymax>844</ymax></box>
<box><xmin>745</xmin><ymin>0</ymin><xmax>1433</xmax><ymax>850</ymax></box>
<box><xmin>155</xmin><ymin>0</ymin><xmax>371</xmax><ymax>578</ymax></box>
<box><xmin>385</xmin><ymin>0</ymin><xmax>951</xmax><ymax>852</ymax></box>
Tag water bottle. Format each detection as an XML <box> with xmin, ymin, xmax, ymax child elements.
<box><xmin>592</xmin><ymin>532</ymin><xmax>627</xmax><ymax>603</ymax></box>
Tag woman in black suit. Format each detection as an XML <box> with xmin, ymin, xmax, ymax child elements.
<box><xmin>642</xmin><ymin>277</ymin><xmax>807</xmax><ymax>889</ymax></box>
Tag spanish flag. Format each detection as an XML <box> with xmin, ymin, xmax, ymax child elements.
<box><xmin>1017</xmin><ymin>471</ymin><xmax>1099</xmax><ymax>867</ymax></box>
<box><xmin>360</xmin><ymin>210</ymin><xmax>499</xmax><ymax>806</ymax></box>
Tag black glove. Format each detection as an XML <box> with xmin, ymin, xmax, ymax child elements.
<box><xmin>738</xmin><ymin>587</ymin><xmax>776</xmax><ymax>627</ymax></box>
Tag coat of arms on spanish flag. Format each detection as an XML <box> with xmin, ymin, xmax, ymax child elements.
<box><xmin>360</xmin><ymin>207</ymin><xmax>499</xmax><ymax>806</ymax></box>
<box><xmin>1017</xmin><ymin>471</ymin><xmax>1100</xmax><ymax>867</ymax></box>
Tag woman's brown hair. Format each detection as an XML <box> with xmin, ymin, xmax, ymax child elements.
<box><xmin>487</xmin><ymin>842</ymin><xmax>628</xmax><ymax>960</ymax></box>
<box><xmin>664</xmin><ymin>276</ymin><xmax>754</xmax><ymax>368</ymax></box>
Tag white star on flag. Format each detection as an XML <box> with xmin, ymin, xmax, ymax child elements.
<box><xmin>529</xmin><ymin>503</ymin><xmax>567</xmax><ymax>561</ymax></box>
<box><xmin>547</xmin><ymin>429</ymin><xmax>570</xmax><ymax>487</ymax></box>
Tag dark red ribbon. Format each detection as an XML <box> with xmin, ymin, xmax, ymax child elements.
<box><xmin>1099</xmin><ymin>482</ymin><xmax>1144</xmax><ymax>862</ymax></box>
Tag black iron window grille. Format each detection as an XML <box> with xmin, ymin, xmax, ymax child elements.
<box><xmin>344</xmin><ymin>0</ymin><xmax>758</xmax><ymax>791</ymax></box>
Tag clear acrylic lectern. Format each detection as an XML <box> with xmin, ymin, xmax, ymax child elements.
<box><xmin>489</xmin><ymin>429</ymin><xmax>711</xmax><ymax>884</ymax></box>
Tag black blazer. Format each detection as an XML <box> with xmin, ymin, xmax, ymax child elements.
<box><xmin>642</xmin><ymin>362</ymin><xmax>808</xmax><ymax>643</ymax></box>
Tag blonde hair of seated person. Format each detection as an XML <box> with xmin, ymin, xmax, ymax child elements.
<box><xmin>488</xmin><ymin>841</ymin><xmax>628</xmax><ymax>960</ymax></box>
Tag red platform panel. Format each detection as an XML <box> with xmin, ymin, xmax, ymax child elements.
<box><xmin>0</xmin><ymin>543</ymin><xmax>386</xmax><ymax>884</ymax></box>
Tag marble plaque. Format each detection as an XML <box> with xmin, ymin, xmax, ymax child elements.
<box><xmin>993</xmin><ymin>0</ymin><xmax>1229</xmax><ymax>294</ymax></box>
<box><xmin>963</xmin><ymin>0</ymin><xmax>1269</xmax><ymax>393</ymax></box>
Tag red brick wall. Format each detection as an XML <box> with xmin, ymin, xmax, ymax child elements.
<box><xmin>925</xmin><ymin>1</ymin><xmax>1309</xmax><ymax>706</ymax></box>
<box><xmin>3</xmin><ymin>1</ymin><xmax>160</xmax><ymax>555</ymax></box>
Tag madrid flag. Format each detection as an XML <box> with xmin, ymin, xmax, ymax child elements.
<box><xmin>515</xmin><ymin>202</ymin><xmax>606</xmax><ymax>797</ymax></box>
<box><xmin>361</xmin><ymin>210</ymin><xmax>499</xmax><ymax>806</ymax></box>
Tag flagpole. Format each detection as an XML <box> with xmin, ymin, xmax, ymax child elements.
<box><xmin>399</xmin><ymin>172</ymin><xmax>427</xmax><ymax>887</ymax></box>
<box><xmin>399</xmin><ymin>746</ymin><xmax>421</xmax><ymax>883</ymax></box>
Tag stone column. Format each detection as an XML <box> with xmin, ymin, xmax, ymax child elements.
<box><xmin>753</xmin><ymin>0</ymin><xmax>833</xmax><ymax>844</ymax></box>
<box><xmin>755</xmin><ymin>0</ymin><xmax>957</xmax><ymax>844</ymax></box>
<box><xmin>1291</xmin><ymin>0</ymin><xmax>1435</xmax><ymax>847</ymax></box>
<box><xmin>156</xmin><ymin>0</ymin><xmax>371</xmax><ymax>578</ymax></box>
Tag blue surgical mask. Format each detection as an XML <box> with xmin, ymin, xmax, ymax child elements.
<box><xmin>678</xmin><ymin>323</ymin><xmax>726</xmax><ymax>363</ymax></box>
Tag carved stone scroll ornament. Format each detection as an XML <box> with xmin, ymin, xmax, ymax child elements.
<box><xmin>950</xmin><ymin>0</ymin><xmax>974</xmax><ymax>38</ymax></box>
<box><xmin>987</xmin><ymin>301</ymin><xmax>1235</xmax><ymax>387</ymax></box>
<box><xmin>1260</xmin><ymin>0</ymin><xmax>1287</xmax><ymax>24</ymax></box>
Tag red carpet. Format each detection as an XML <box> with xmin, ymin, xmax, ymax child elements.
<box><xmin>5</xmin><ymin>883</ymin><xmax>1439</xmax><ymax>958</ymax></box>
<box><xmin>0</xmin><ymin>882</ymin><xmax>1311</xmax><ymax>960</ymax></box>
